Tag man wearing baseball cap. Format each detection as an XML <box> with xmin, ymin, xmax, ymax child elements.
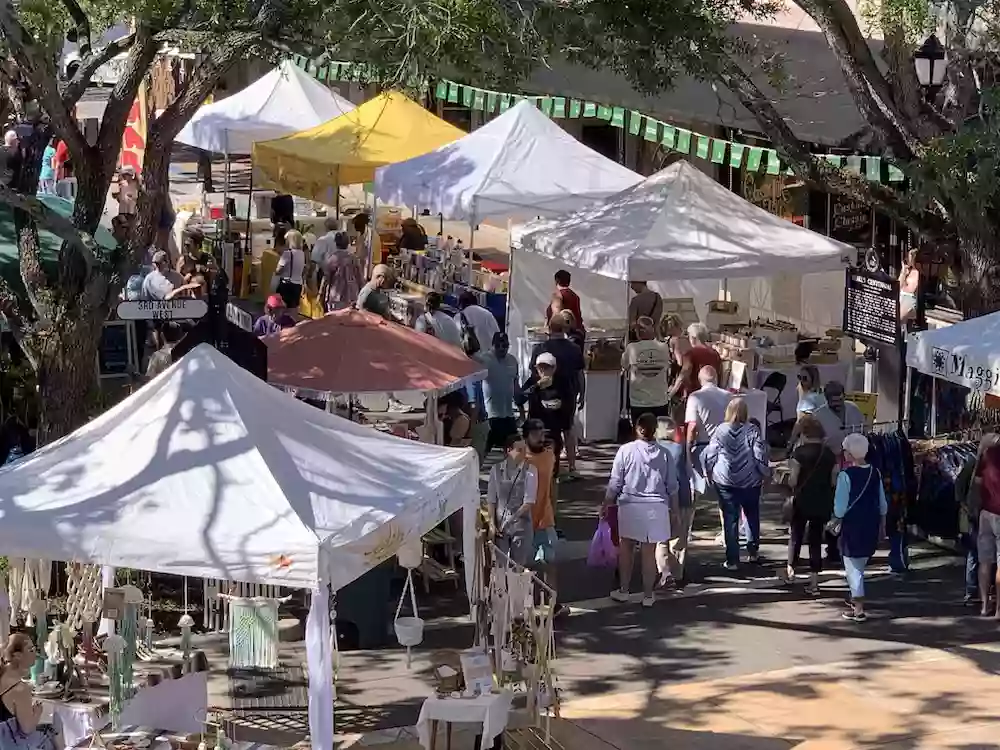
<box><xmin>518</xmin><ymin>351</ymin><xmax>575</xmax><ymax>477</ymax></box>
<box><xmin>253</xmin><ymin>295</ymin><xmax>297</xmax><ymax>336</ymax></box>
<box><xmin>141</xmin><ymin>250</ymin><xmax>184</xmax><ymax>301</ymax></box>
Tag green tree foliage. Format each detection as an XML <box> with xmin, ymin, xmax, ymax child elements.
<box><xmin>0</xmin><ymin>0</ymin><xmax>547</xmax><ymax>442</ymax></box>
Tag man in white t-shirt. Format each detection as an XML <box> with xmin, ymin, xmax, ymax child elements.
<box><xmin>622</xmin><ymin>316</ymin><xmax>671</xmax><ymax>424</ymax></box>
<box><xmin>684</xmin><ymin>365</ymin><xmax>732</xmax><ymax>461</ymax></box>
<box><xmin>415</xmin><ymin>292</ymin><xmax>463</xmax><ymax>349</ymax></box>
<box><xmin>457</xmin><ymin>290</ymin><xmax>499</xmax><ymax>354</ymax></box>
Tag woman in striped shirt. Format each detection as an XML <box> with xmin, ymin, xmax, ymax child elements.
<box><xmin>703</xmin><ymin>398</ymin><xmax>771</xmax><ymax>570</ymax></box>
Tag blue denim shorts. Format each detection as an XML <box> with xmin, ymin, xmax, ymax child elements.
<box><xmin>533</xmin><ymin>527</ymin><xmax>557</xmax><ymax>564</ymax></box>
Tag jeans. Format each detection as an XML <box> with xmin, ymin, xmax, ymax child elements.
<box><xmin>716</xmin><ymin>485</ymin><xmax>761</xmax><ymax>565</ymax></box>
<box><xmin>844</xmin><ymin>556</ymin><xmax>869</xmax><ymax>598</ymax></box>
<box><xmin>888</xmin><ymin>526</ymin><xmax>909</xmax><ymax>573</ymax></box>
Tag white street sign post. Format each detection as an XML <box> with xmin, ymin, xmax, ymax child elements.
<box><xmin>116</xmin><ymin>299</ymin><xmax>209</xmax><ymax>321</ymax></box>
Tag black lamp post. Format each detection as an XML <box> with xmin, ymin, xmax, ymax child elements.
<box><xmin>914</xmin><ymin>33</ymin><xmax>947</xmax><ymax>101</ymax></box>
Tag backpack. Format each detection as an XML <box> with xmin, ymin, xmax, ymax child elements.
<box><xmin>422</xmin><ymin>312</ymin><xmax>438</xmax><ymax>337</ymax></box>
<box><xmin>458</xmin><ymin>312</ymin><xmax>480</xmax><ymax>355</ymax></box>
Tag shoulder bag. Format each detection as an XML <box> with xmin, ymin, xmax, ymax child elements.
<box><xmin>459</xmin><ymin>311</ymin><xmax>481</xmax><ymax>355</ymax></box>
<box><xmin>826</xmin><ymin>467</ymin><xmax>874</xmax><ymax>536</ymax></box>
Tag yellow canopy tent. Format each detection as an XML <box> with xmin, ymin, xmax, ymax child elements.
<box><xmin>252</xmin><ymin>91</ymin><xmax>465</xmax><ymax>202</ymax></box>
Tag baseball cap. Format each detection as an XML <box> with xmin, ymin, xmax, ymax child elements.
<box><xmin>266</xmin><ymin>294</ymin><xmax>285</xmax><ymax>309</ymax></box>
<box><xmin>536</xmin><ymin>352</ymin><xmax>557</xmax><ymax>368</ymax></box>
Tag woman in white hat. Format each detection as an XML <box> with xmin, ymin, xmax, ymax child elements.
<box><xmin>833</xmin><ymin>433</ymin><xmax>888</xmax><ymax>622</ymax></box>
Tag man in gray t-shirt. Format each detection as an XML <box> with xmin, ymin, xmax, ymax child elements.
<box><xmin>813</xmin><ymin>381</ymin><xmax>866</xmax><ymax>451</ymax></box>
<box><xmin>356</xmin><ymin>263</ymin><xmax>391</xmax><ymax>319</ymax></box>
<box><xmin>141</xmin><ymin>250</ymin><xmax>184</xmax><ymax>300</ymax></box>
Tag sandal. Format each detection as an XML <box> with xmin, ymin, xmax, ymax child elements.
<box><xmin>804</xmin><ymin>583</ymin><xmax>821</xmax><ymax>596</ymax></box>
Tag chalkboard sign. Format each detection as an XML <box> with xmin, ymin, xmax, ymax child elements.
<box><xmin>842</xmin><ymin>269</ymin><xmax>901</xmax><ymax>347</ymax></box>
<box><xmin>98</xmin><ymin>320</ymin><xmax>136</xmax><ymax>378</ymax></box>
<box><xmin>829</xmin><ymin>195</ymin><xmax>873</xmax><ymax>246</ymax></box>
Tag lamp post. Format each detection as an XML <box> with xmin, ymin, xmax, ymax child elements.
<box><xmin>914</xmin><ymin>33</ymin><xmax>947</xmax><ymax>102</ymax></box>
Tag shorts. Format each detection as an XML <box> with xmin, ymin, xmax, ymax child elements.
<box><xmin>977</xmin><ymin>509</ymin><xmax>1000</xmax><ymax>565</ymax></box>
<box><xmin>533</xmin><ymin>527</ymin><xmax>557</xmax><ymax>564</ymax></box>
<box><xmin>618</xmin><ymin>502</ymin><xmax>671</xmax><ymax>543</ymax></box>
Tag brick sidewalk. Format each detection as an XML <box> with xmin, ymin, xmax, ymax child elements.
<box><xmin>559</xmin><ymin>643</ymin><xmax>1000</xmax><ymax>749</ymax></box>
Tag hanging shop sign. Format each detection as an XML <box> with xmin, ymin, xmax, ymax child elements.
<box><xmin>117</xmin><ymin>299</ymin><xmax>208</xmax><ymax>321</ymax></box>
<box><xmin>843</xmin><ymin>268</ymin><xmax>901</xmax><ymax>347</ymax></box>
<box><xmin>929</xmin><ymin>346</ymin><xmax>1000</xmax><ymax>394</ymax></box>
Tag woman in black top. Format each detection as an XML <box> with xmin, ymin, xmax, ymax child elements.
<box><xmin>0</xmin><ymin>633</ymin><xmax>58</xmax><ymax>750</ymax></box>
<box><xmin>782</xmin><ymin>415</ymin><xmax>838</xmax><ymax>594</ymax></box>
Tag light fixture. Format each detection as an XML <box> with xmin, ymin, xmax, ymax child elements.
<box><xmin>914</xmin><ymin>34</ymin><xmax>948</xmax><ymax>89</ymax></box>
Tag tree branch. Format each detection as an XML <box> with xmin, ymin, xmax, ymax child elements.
<box><xmin>94</xmin><ymin>29</ymin><xmax>159</xmax><ymax>169</ymax></box>
<box><xmin>61</xmin><ymin>33</ymin><xmax>137</xmax><ymax>107</ymax></box>
<box><xmin>794</xmin><ymin>0</ymin><xmax>926</xmax><ymax>157</ymax></box>
<box><xmin>0</xmin><ymin>2</ymin><xmax>89</xmax><ymax>162</ymax></box>
<box><xmin>150</xmin><ymin>31</ymin><xmax>258</xmax><ymax>143</ymax></box>
<box><xmin>60</xmin><ymin>0</ymin><xmax>92</xmax><ymax>57</ymax></box>
<box><xmin>0</xmin><ymin>186</ymin><xmax>98</xmax><ymax>267</ymax></box>
<box><xmin>717</xmin><ymin>56</ymin><xmax>948</xmax><ymax>240</ymax></box>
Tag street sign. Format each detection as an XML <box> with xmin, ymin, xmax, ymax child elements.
<box><xmin>116</xmin><ymin>299</ymin><xmax>209</xmax><ymax>321</ymax></box>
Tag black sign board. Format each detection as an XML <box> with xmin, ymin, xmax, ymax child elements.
<box><xmin>172</xmin><ymin>318</ymin><xmax>268</xmax><ymax>380</ymax></box>
<box><xmin>829</xmin><ymin>195</ymin><xmax>873</xmax><ymax>246</ymax></box>
<box><xmin>98</xmin><ymin>320</ymin><xmax>135</xmax><ymax>377</ymax></box>
<box><xmin>843</xmin><ymin>269</ymin><xmax>901</xmax><ymax>347</ymax></box>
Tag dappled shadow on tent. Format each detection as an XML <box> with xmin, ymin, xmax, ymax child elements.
<box><xmin>0</xmin><ymin>346</ymin><xmax>466</xmax><ymax>584</ymax></box>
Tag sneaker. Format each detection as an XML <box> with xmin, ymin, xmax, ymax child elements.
<box><xmin>804</xmin><ymin>583</ymin><xmax>821</xmax><ymax>597</ymax></box>
<box><xmin>388</xmin><ymin>399</ymin><xmax>413</xmax><ymax>413</ymax></box>
<box><xmin>609</xmin><ymin>589</ymin><xmax>631</xmax><ymax>603</ymax></box>
<box><xmin>722</xmin><ymin>562</ymin><xmax>739</xmax><ymax>572</ymax></box>
<box><xmin>963</xmin><ymin>593</ymin><xmax>983</xmax><ymax>607</ymax></box>
<box><xmin>658</xmin><ymin>573</ymin><xmax>677</xmax><ymax>591</ymax></box>
<box><xmin>641</xmin><ymin>596</ymin><xmax>655</xmax><ymax>608</ymax></box>
<box><xmin>746</xmin><ymin>553</ymin><xmax>760</xmax><ymax>564</ymax></box>
<box><xmin>841</xmin><ymin>610</ymin><xmax>868</xmax><ymax>623</ymax></box>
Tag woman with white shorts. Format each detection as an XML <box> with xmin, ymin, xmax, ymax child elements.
<box><xmin>601</xmin><ymin>412</ymin><xmax>680</xmax><ymax>607</ymax></box>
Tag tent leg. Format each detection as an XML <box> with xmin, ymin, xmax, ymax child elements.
<box><xmin>223</xmin><ymin>151</ymin><xmax>231</xmax><ymax>240</ymax></box>
<box><xmin>903</xmin><ymin>366</ymin><xmax>913</xmax><ymax>433</ymax></box>
<box><xmin>241</xmin><ymin>160</ymin><xmax>254</xmax><ymax>298</ymax></box>
<box><xmin>929</xmin><ymin>376</ymin><xmax>937</xmax><ymax>437</ymax></box>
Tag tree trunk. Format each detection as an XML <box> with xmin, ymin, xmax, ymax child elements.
<box><xmin>29</xmin><ymin>312</ymin><xmax>104</xmax><ymax>444</ymax></box>
<box><xmin>127</xmin><ymin>130</ymin><xmax>170</xmax><ymax>263</ymax></box>
<box><xmin>956</xmin><ymin>226</ymin><xmax>1000</xmax><ymax>317</ymax></box>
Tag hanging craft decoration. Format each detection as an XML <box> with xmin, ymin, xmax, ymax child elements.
<box><xmin>393</xmin><ymin>546</ymin><xmax>424</xmax><ymax>669</ymax></box>
<box><xmin>120</xmin><ymin>584</ymin><xmax>143</xmax><ymax>698</ymax></box>
<box><xmin>103</xmin><ymin>633</ymin><xmax>126</xmax><ymax>731</ymax></box>
<box><xmin>225</xmin><ymin>595</ymin><xmax>284</xmax><ymax>669</ymax></box>
<box><xmin>28</xmin><ymin>597</ymin><xmax>48</xmax><ymax>685</ymax></box>
<box><xmin>178</xmin><ymin>613</ymin><xmax>195</xmax><ymax>660</ymax></box>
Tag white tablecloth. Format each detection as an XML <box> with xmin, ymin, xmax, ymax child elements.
<box><xmin>417</xmin><ymin>691</ymin><xmax>513</xmax><ymax>750</ymax></box>
<box><xmin>43</xmin><ymin>671</ymin><xmax>208</xmax><ymax>747</ymax></box>
<box><xmin>754</xmin><ymin>363</ymin><xmax>849</xmax><ymax>420</ymax></box>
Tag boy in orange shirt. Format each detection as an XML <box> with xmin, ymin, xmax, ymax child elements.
<box><xmin>523</xmin><ymin>419</ymin><xmax>569</xmax><ymax>616</ymax></box>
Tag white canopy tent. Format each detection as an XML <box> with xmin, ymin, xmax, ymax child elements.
<box><xmin>508</xmin><ymin>161</ymin><xmax>854</xmax><ymax>337</ymax></box>
<box><xmin>374</xmin><ymin>100</ymin><xmax>642</xmax><ymax>225</ymax></box>
<box><xmin>175</xmin><ymin>60</ymin><xmax>355</xmax><ymax>155</ymax></box>
<box><xmin>905</xmin><ymin>313</ymin><xmax>1000</xmax><ymax>433</ymax></box>
<box><xmin>0</xmin><ymin>344</ymin><xmax>478</xmax><ymax>750</ymax></box>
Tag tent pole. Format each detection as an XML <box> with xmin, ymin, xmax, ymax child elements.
<box><xmin>241</xmin><ymin>159</ymin><xmax>254</xmax><ymax>298</ymax></box>
<box><xmin>929</xmin><ymin>376</ymin><xmax>937</xmax><ymax>437</ymax></box>
<box><xmin>903</xmin><ymin>365</ymin><xmax>912</xmax><ymax>432</ymax></box>
<box><xmin>223</xmin><ymin>151</ymin><xmax>231</xmax><ymax>240</ymax></box>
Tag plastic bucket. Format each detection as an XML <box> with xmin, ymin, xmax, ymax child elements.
<box><xmin>394</xmin><ymin>616</ymin><xmax>425</xmax><ymax>647</ymax></box>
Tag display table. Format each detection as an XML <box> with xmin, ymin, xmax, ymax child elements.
<box><xmin>417</xmin><ymin>691</ymin><xmax>513</xmax><ymax>750</ymax></box>
<box><xmin>754</xmin><ymin>362</ymin><xmax>849</xmax><ymax>419</ymax></box>
<box><xmin>41</xmin><ymin>655</ymin><xmax>209</xmax><ymax>747</ymax></box>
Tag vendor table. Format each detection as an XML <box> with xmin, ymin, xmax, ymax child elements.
<box><xmin>42</xmin><ymin>654</ymin><xmax>209</xmax><ymax>747</ymax></box>
<box><xmin>754</xmin><ymin>362</ymin><xmax>849</xmax><ymax>419</ymax></box>
<box><xmin>72</xmin><ymin>726</ymin><xmax>279</xmax><ymax>750</ymax></box>
<box><xmin>417</xmin><ymin>691</ymin><xmax>513</xmax><ymax>750</ymax></box>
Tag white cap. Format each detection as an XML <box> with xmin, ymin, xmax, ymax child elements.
<box><xmin>536</xmin><ymin>352</ymin><xmax>557</xmax><ymax>368</ymax></box>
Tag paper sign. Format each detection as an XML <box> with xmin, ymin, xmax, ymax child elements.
<box><xmin>846</xmin><ymin>392</ymin><xmax>877</xmax><ymax>425</ymax></box>
<box><xmin>729</xmin><ymin>360</ymin><xmax>747</xmax><ymax>390</ymax></box>
<box><xmin>459</xmin><ymin>648</ymin><xmax>494</xmax><ymax>694</ymax></box>
<box><xmin>102</xmin><ymin>588</ymin><xmax>126</xmax><ymax>620</ymax></box>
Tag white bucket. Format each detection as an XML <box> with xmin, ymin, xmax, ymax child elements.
<box><xmin>394</xmin><ymin>616</ymin><xmax>425</xmax><ymax>647</ymax></box>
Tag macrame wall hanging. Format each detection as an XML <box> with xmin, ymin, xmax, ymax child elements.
<box><xmin>103</xmin><ymin>633</ymin><xmax>126</xmax><ymax>731</ymax></box>
<box><xmin>178</xmin><ymin>576</ymin><xmax>194</xmax><ymax>661</ymax></box>
<box><xmin>120</xmin><ymin>584</ymin><xmax>144</xmax><ymax>698</ymax></box>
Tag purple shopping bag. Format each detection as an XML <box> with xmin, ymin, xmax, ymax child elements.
<box><xmin>587</xmin><ymin>519</ymin><xmax>618</xmax><ymax>568</ymax></box>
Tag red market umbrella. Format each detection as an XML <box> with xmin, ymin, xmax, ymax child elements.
<box><xmin>262</xmin><ymin>308</ymin><xmax>486</xmax><ymax>398</ymax></box>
